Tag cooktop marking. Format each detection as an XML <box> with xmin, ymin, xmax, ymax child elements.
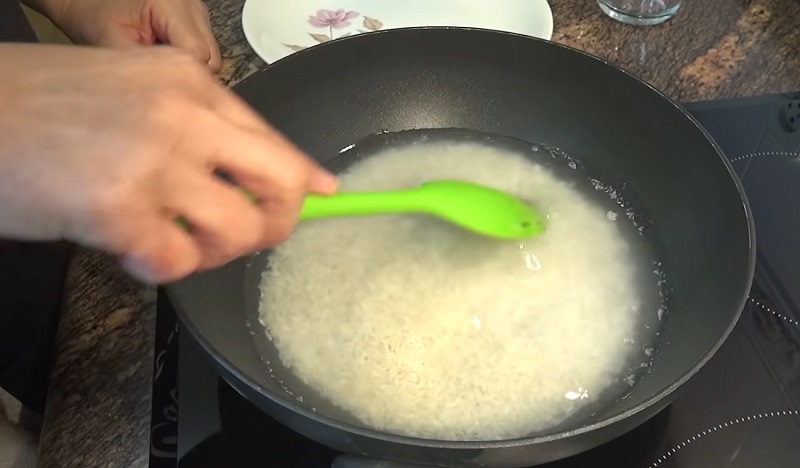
<box><xmin>729</xmin><ymin>151</ymin><xmax>800</xmax><ymax>163</ymax></box>
<box><xmin>749</xmin><ymin>297</ymin><xmax>799</xmax><ymax>327</ymax></box>
<box><xmin>648</xmin><ymin>410</ymin><xmax>800</xmax><ymax>467</ymax></box>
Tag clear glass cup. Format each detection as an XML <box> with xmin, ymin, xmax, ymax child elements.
<box><xmin>597</xmin><ymin>0</ymin><xmax>683</xmax><ymax>26</ymax></box>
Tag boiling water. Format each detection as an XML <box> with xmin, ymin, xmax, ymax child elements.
<box><xmin>257</xmin><ymin>129</ymin><xmax>666</xmax><ymax>441</ymax></box>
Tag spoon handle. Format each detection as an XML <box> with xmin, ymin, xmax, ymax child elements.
<box><xmin>300</xmin><ymin>189</ymin><xmax>429</xmax><ymax>221</ymax></box>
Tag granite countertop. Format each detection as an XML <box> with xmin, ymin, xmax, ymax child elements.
<box><xmin>36</xmin><ymin>0</ymin><xmax>800</xmax><ymax>466</ymax></box>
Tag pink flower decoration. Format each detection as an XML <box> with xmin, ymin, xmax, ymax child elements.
<box><xmin>308</xmin><ymin>9</ymin><xmax>360</xmax><ymax>29</ymax></box>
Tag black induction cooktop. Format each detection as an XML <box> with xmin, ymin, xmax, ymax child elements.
<box><xmin>148</xmin><ymin>92</ymin><xmax>800</xmax><ymax>468</ymax></box>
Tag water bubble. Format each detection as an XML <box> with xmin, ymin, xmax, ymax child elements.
<box><xmin>564</xmin><ymin>387</ymin><xmax>590</xmax><ymax>400</ymax></box>
<box><xmin>623</xmin><ymin>374</ymin><xmax>636</xmax><ymax>387</ymax></box>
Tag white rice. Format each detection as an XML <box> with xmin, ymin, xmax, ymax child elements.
<box><xmin>259</xmin><ymin>141</ymin><xmax>641</xmax><ymax>441</ymax></box>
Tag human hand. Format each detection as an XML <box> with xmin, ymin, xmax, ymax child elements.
<box><xmin>0</xmin><ymin>44</ymin><xmax>336</xmax><ymax>283</ymax></box>
<box><xmin>27</xmin><ymin>0</ymin><xmax>221</xmax><ymax>72</ymax></box>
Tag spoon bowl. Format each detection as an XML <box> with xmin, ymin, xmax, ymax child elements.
<box><xmin>300</xmin><ymin>180</ymin><xmax>546</xmax><ymax>240</ymax></box>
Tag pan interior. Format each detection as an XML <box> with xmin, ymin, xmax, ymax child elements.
<box><xmin>246</xmin><ymin>127</ymin><xmax>669</xmax><ymax>439</ymax></box>
<box><xmin>167</xmin><ymin>27</ymin><xmax>753</xmax><ymax>448</ymax></box>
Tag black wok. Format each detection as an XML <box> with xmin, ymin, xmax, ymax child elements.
<box><xmin>167</xmin><ymin>28</ymin><xmax>755</xmax><ymax>467</ymax></box>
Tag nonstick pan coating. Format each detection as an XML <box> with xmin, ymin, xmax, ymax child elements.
<box><xmin>167</xmin><ymin>28</ymin><xmax>755</xmax><ymax>467</ymax></box>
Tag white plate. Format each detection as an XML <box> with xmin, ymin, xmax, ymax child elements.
<box><xmin>241</xmin><ymin>0</ymin><xmax>554</xmax><ymax>64</ymax></box>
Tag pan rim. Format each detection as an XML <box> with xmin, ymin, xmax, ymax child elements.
<box><xmin>173</xmin><ymin>25</ymin><xmax>757</xmax><ymax>451</ymax></box>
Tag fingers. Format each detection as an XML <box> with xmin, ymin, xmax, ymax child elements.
<box><xmin>161</xmin><ymin>164</ymin><xmax>268</xmax><ymax>269</ymax></box>
<box><xmin>108</xmin><ymin>66</ymin><xmax>334</xmax><ymax>281</ymax></box>
<box><xmin>205</xmin><ymin>28</ymin><xmax>222</xmax><ymax>73</ymax></box>
<box><xmin>206</xmin><ymin>85</ymin><xmax>339</xmax><ymax>196</ymax></box>
<box><xmin>172</xmin><ymin>106</ymin><xmax>337</xmax><ymax>254</ymax></box>
<box><xmin>105</xmin><ymin>50</ymin><xmax>337</xmax><ymax>282</ymax></box>
<box><xmin>189</xmin><ymin>1</ymin><xmax>222</xmax><ymax>73</ymax></box>
<box><xmin>95</xmin><ymin>206</ymin><xmax>202</xmax><ymax>284</ymax></box>
<box><xmin>143</xmin><ymin>102</ymin><xmax>332</xmax><ymax>275</ymax></box>
<box><xmin>151</xmin><ymin>3</ymin><xmax>217</xmax><ymax>71</ymax></box>
<box><xmin>218</xmin><ymin>127</ymin><xmax>339</xmax><ymax>198</ymax></box>
<box><xmin>151</xmin><ymin>46</ymin><xmax>336</xmax><ymax>201</ymax></box>
<box><xmin>182</xmin><ymin>121</ymin><xmax>313</xmax><ymax>246</ymax></box>
<box><xmin>119</xmin><ymin>220</ymin><xmax>201</xmax><ymax>283</ymax></box>
<box><xmin>208</xmin><ymin>83</ymin><xmax>273</xmax><ymax>131</ymax></box>
<box><xmin>204</xmin><ymin>122</ymin><xmax>338</xmax><ymax>202</ymax></box>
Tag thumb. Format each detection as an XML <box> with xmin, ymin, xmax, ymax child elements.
<box><xmin>151</xmin><ymin>8</ymin><xmax>213</xmax><ymax>67</ymax></box>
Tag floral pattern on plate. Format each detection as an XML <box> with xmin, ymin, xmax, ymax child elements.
<box><xmin>284</xmin><ymin>9</ymin><xmax>384</xmax><ymax>52</ymax></box>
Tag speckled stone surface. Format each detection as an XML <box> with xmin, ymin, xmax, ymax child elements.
<box><xmin>38</xmin><ymin>252</ymin><xmax>156</xmax><ymax>468</ymax></box>
<box><xmin>37</xmin><ymin>0</ymin><xmax>800</xmax><ymax>467</ymax></box>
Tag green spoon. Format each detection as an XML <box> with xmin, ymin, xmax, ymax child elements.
<box><xmin>300</xmin><ymin>180</ymin><xmax>546</xmax><ymax>240</ymax></box>
<box><xmin>177</xmin><ymin>180</ymin><xmax>545</xmax><ymax>240</ymax></box>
